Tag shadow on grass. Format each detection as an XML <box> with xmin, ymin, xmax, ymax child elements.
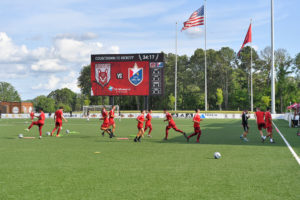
<box><xmin>153</xmin><ymin>119</ymin><xmax>289</xmax><ymax>147</ymax></box>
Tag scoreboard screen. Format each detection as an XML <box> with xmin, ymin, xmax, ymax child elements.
<box><xmin>91</xmin><ymin>53</ymin><xmax>164</xmax><ymax>96</ymax></box>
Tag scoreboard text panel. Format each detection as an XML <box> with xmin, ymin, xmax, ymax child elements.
<box><xmin>91</xmin><ymin>53</ymin><xmax>164</xmax><ymax>96</ymax></box>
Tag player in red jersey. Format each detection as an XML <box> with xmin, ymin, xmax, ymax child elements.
<box><xmin>187</xmin><ymin>109</ymin><xmax>203</xmax><ymax>143</ymax></box>
<box><xmin>30</xmin><ymin>111</ymin><xmax>34</xmax><ymax>121</ymax></box>
<box><xmin>255</xmin><ymin>107</ymin><xmax>267</xmax><ymax>142</ymax></box>
<box><xmin>100</xmin><ymin>107</ymin><xmax>113</xmax><ymax>138</ymax></box>
<box><xmin>51</xmin><ymin>106</ymin><xmax>67</xmax><ymax>137</ymax></box>
<box><xmin>134</xmin><ymin>110</ymin><xmax>145</xmax><ymax>142</ymax></box>
<box><xmin>163</xmin><ymin>109</ymin><xmax>186</xmax><ymax>140</ymax></box>
<box><xmin>144</xmin><ymin>109</ymin><xmax>153</xmax><ymax>137</ymax></box>
<box><xmin>265</xmin><ymin>107</ymin><xmax>275</xmax><ymax>143</ymax></box>
<box><xmin>25</xmin><ymin>108</ymin><xmax>45</xmax><ymax>139</ymax></box>
<box><xmin>109</xmin><ymin>106</ymin><xmax>116</xmax><ymax>137</ymax></box>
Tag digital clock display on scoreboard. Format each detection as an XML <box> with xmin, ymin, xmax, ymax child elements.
<box><xmin>91</xmin><ymin>53</ymin><xmax>164</xmax><ymax>96</ymax></box>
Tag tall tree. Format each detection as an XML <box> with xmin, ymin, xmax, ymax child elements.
<box><xmin>0</xmin><ymin>82</ymin><xmax>21</xmax><ymax>102</ymax></box>
<box><xmin>33</xmin><ymin>95</ymin><xmax>55</xmax><ymax>113</ymax></box>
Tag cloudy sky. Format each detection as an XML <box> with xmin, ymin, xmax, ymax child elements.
<box><xmin>0</xmin><ymin>0</ymin><xmax>299</xmax><ymax>100</ymax></box>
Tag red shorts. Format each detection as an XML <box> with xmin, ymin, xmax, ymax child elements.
<box><xmin>101</xmin><ymin>123</ymin><xmax>109</xmax><ymax>129</ymax></box>
<box><xmin>145</xmin><ymin>123</ymin><xmax>152</xmax><ymax>129</ymax></box>
<box><xmin>166</xmin><ymin>123</ymin><xmax>176</xmax><ymax>129</ymax></box>
<box><xmin>266</xmin><ymin>126</ymin><xmax>272</xmax><ymax>133</ymax></box>
<box><xmin>137</xmin><ymin>124</ymin><xmax>144</xmax><ymax>130</ymax></box>
<box><xmin>109</xmin><ymin>119</ymin><xmax>115</xmax><ymax>126</ymax></box>
<box><xmin>257</xmin><ymin>123</ymin><xmax>266</xmax><ymax>131</ymax></box>
<box><xmin>194</xmin><ymin>127</ymin><xmax>201</xmax><ymax>133</ymax></box>
<box><xmin>55</xmin><ymin>121</ymin><xmax>62</xmax><ymax>127</ymax></box>
<box><xmin>31</xmin><ymin>116</ymin><xmax>34</xmax><ymax>120</ymax></box>
<box><xmin>33</xmin><ymin>121</ymin><xmax>44</xmax><ymax>126</ymax></box>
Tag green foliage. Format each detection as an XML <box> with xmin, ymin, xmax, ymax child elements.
<box><xmin>48</xmin><ymin>88</ymin><xmax>77</xmax><ymax>111</ymax></box>
<box><xmin>216</xmin><ymin>88</ymin><xmax>223</xmax><ymax>110</ymax></box>
<box><xmin>33</xmin><ymin>95</ymin><xmax>55</xmax><ymax>112</ymax></box>
<box><xmin>0</xmin><ymin>82</ymin><xmax>21</xmax><ymax>102</ymax></box>
<box><xmin>261</xmin><ymin>96</ymin><xmax>271</xmax><ymax>110</ymax></box>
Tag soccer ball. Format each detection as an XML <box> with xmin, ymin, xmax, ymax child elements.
<box><xmin>66</xmin><ymin>130</ymin><xmax>70</xmax><ymax>134</ymax></box>
<box><xmin>214</xmin><ymin>152</ymin><xmax>221</xmax><ymax>159</ymax></box>
<box><xmin>45</xmin><ymin>132</ymin><xmax>50</xmax><ymax>136</ymax></box>
<box><xmin>18</xmin><ymin>134</ymin><xmax>23</xmax><ymax>139</ymax></box>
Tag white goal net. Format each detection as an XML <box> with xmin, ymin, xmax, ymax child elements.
<box><xmin>82</xmin><ymin>105</ymin><xmax>120</xmax><ymax>118</ymax></box>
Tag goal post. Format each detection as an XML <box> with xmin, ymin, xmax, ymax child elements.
<box><xmin>82</xmin><ymin>105</ymin><xmax>120</xmax><ymax>118</ymax></box>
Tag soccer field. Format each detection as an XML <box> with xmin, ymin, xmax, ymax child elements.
<box><xmin>0</xmin><ymin>118</ymin><xmax>299</xmax><ymax>200</ymax></box>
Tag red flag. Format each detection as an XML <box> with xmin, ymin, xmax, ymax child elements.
<box><xmin>238</xmin><ymin>23</ymin><xmax>252</xmax><ymax>56</ymax></box>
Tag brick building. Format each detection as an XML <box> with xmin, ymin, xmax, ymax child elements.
<box><xmin>0</xmin><ymin>102</ymin><xmax>33</xmax><ymax>114</ymax></box>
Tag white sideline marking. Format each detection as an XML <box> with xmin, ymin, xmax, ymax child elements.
<box><xmin>272</xmin><ymin>122</ymin><xmax>300</xmax><ymax>166</ymax></box>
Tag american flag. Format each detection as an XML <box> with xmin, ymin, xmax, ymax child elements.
<box><xmin>181</xmin><ymin>6</ymin><xmax>204</xmax><ymax>31</ymax></box>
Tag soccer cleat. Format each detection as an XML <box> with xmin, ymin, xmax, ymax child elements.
<box><xmin>138</xmin><ymin>137</ymin><xmax>141</xmax><ymax>142</ymax></box>
<box><xmin>56</xmin><ymin>135</ymin><xmax>61</xmax><ymax>137</ymax></box>
<box><xmin>186</xmin><ymin>137</ymin><xmax>189</xmax><ymax>142</ymax></box>
<box><xmin>183</xmin><ymin>132</ymin><xmax>188</xmax><ymax>138</ymax></box>
<box><xmin>147</xmin><ymin>134</ymin><xmax>152</xmax><ymax>138</ymax></box>
<box><xmin>270</xmin><ymin>139</ymin><xmax>275</xmax><ymax>143</ymax></box>
<box><xmin>196</xmin><ymin>140</ymin><xmax>200</xmax><ymax>143</ymax></box>
<box><xmin>24</xmin><ymin>128</ymin><xmax>29</xmax><ymax>132</ymax></box>
<box><xmin>163</xmin><ymin>137</ymin><xmax>168</xmax><ymax>140</ymax></box>
<box><xmin>101</xmin><ymin>132</ymin><xmax>105</xmax><ymax>136</ymax></box>
<box><xmin>39</xmin><ymin>136</ymin><xmax>42</xmax><ymax>139</ymax></box>
<box><xmin>134</xmin><ymin>137</ymin><xmax>138</xmax><ymax>142</ymax></box>
<box><xmin>261</xmin><ymin>136</ymin><xmax>266</xmax><ymax>143</ymax></box>
<box><xmin>240</xmin><ymin>135</ymin><xmax>243</xmax><ymax>139</ymax></box>
<box><xmin>109</xmin><ymin>133</ymin><xmax>113</xmax><ymax>138</ymax></box>
<box><xmin>243</xmin><ymin>138</ymin><xmax>248</xmax><ymax>142</ymax></box>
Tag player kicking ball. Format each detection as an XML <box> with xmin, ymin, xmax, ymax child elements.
<box><xmin>163</xmin><ymin>109</ymin><xmax>186</xmax><ymax>140</ymax></box>
<box><xmin>100</xmin><ymin>107</ymin><xmax>113</xmax><ymax>138</ymax></box>
<box><xmin>134</xmin><ymin>110</ymin><xmax>145</xmax><ymax>142</ymax></box>
<box><xmin>144</xmin><ymin>109</ymin><xmax>153</xmax><ymax>137</ymax></box>
<box><xmin>187</xmin><ymin>109</ymin><xmax>203</xmax><ymax>143</ymax></box>
<box><xmin>255</xmin><ymin>107</ymin><xmax>267</xmax><ymax>142</ymax></box>
<box><xmin>109</xmin><ymin>106</ymin><xmax>116</xmax><ymax>137</ymax></box>
<box><xmin>24</xmin><ymin>108</ymin><xmax>45</xmax><ymax>139</ymax></box>
<box><xmin>240</xmin><ymin>110</ymin><xmax>250</xmax><ymax>142</ymax></box>
<box><xmin>51</xmin><ymin>106</ymin><xmax>67</xmax><ymax>137</ymax></box>
<box><xmin>265</xmin><ymin>107</ymin><xmax>275</xmax><ymax>143</ymax></box>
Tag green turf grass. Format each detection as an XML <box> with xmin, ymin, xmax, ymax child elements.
<box><xmin>0</xmin><ymin>118</ymin><xmax>299</xmax><ymax>200</ymax></box>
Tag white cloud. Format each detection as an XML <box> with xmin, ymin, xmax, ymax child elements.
<box><xmin>32</xmin><ymin>75</ymin><xmax>60</xmax><ymax>90</ymax></box>
<box><xmin>31</xmin><ymin>59</ymin><xmax>68</xmax><ymax>72</ymax></box>
<box><xmin>0</xmin><ymin>32</ymin><xmax>29</xmax><ymax>62</ymax></box>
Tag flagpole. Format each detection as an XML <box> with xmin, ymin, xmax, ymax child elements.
<box><xmin>204</xmin><ymin>0</ymin><xmax>207</xmax><ymax>111</ymax></box>
<box><xmin>250</xmin><ymin>19</ymin><xmax>253</xmax><ymax>112</ymax></box>
<box><xmin>175</xmin><ymin>22</ymin><xmax>178</xmax><ymax>111</ymax></box>
<box><xmin>271</xmin><ymin>0</ymin><xmax>276</xmax><ymax>114</ymax></box>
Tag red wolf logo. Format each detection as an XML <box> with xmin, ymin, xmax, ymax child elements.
<box><xmin>95</xmin><ymin>64</ymin><xmax>111</xmax><ymax>87</ymax></box>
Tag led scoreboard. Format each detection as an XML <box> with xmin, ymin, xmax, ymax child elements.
<box><xmin>91</xmin><ymin>53</ymin><xmax>164</xmax><ymax>96</ymax></box>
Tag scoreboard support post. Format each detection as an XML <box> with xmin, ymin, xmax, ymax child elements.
<box><xmin>144</xmin><ymin>96</ymin><xmax>149</xmax><ymax>111</ymax></box>
<box><xmin>109</xmin><ymin>96</ymin><xmax>114</xmax><ymax>106</ymax></box>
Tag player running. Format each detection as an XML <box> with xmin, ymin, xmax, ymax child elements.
<box><xmin>255</xmin><ymin>107</ymin><xmax>267</xmax><ymax>142</ymax></box>
<box><xmin>30</xmin><ymin>111</ymin><xmax>34</xmax><ymax>122</ymax></box>
<box><xmin>163</xmin><ymin>109</ymin><xmax>186</xmax><ymax>140</ymax></box>
<box><xmin>100</xmin><ymin>107</ymin><xmax>113</xmax><ymax>138</ymax></box>
<box><xmin>25</xmin><ymin>108</ymin><xmax>45</xmax><ymax>139</ymax></box>
<box><xmin>265</xmin><ymin>107</ymin><xmax>275</xmax><ymax>143</ymax></box>
<box><xmin>51</xmin><ymin>106</ymin><xmax>68</xmax><ymax>137</ymax></box>
<box><xmin>187</xmin><ymin>109</ymin><xmax>203</xmax><ymax>143</ymax></box>
<box><xmin>109</xmin><ymin>106</ymin><xmax>116</xmax><ymax>137</ymax></box>
<box><xmin>240</xmin><ymin>110</ymin><xmax>250</xmax><ymax>142</ymax></box>
<box><xmin>134</xmin><ymin>110</ymin><xmax>145</xmax><ymax>142</ymax></box>
<box><xmin>144</xmin><ymin>109</ymin><xmax>153</xmax><ymax>137</ymax></box>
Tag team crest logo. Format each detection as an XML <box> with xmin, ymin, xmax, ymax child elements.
<box><xmin>128</xmin><ymin>63</ymin><xmax>143</xmax><ymax>86</ymax></box>
<box><xmin>95</xmin><ymin>64</ymin><xmax>111</xmax><ymax>87</ymax></box>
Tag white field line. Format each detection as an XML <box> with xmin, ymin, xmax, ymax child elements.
<box><xmin>272</xmin><ymin>122</ymin><xmax>300</xmax><ymax>166</ymax></box>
